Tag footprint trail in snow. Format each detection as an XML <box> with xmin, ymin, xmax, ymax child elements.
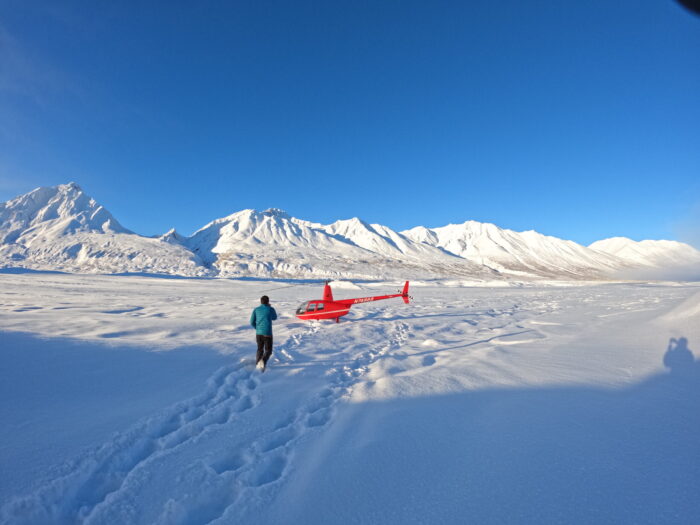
<box><xmin>1</xmin><ymin>320</ymin><xmax>410</xmax><ymax>525</ymax></box>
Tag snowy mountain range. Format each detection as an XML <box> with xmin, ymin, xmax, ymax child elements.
<box><xmin>2</xmin><ymin>183</ymin><xmax>699</xmax><ymax>281</ymax></box>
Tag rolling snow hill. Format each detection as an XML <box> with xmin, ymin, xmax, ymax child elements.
<box><xmin>1</xmin><ymin>183</ymin><xmax>699</xmax><ymax>281</ymax></box>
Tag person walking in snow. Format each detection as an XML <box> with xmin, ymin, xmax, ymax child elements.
<box><xmin>250</xmin><ymin>295</ymin><xmax>277</xmax><ymax>371</ymax></box>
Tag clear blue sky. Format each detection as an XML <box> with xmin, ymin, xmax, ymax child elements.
<box><xmin>1</xmin><ymin>1</ymin><xmax>699</xmax><ymax>246</ymax></box>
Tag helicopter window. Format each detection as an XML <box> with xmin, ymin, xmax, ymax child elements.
<box><xmin>316</xmin><ymin>303</ymin><xmax>324</xmax><ymax>310</ymax></box>
<box><xmin>296</xmin><ymin>302</ymin><xmax>310</xmax><ymax>315</ymax></box>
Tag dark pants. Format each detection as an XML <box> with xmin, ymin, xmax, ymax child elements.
<box><xmin>256</xmin><ymin>334</ymin><xmax>273</xmax><ymax>365</ymax></box>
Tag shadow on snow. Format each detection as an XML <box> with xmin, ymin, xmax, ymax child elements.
<box><xmin>280</xmin><ymin>337</ymin><xmax>700</xmax><ymax>525</ymax></box>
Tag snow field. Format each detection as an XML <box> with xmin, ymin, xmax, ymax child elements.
<box><xmin>1</xmin><ymin>274</ymin><xmax>699</xmax><ymax>524</ymax></box>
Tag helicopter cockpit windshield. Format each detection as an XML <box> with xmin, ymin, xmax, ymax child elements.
<box><xmin>296</xmin><ymin>301</ymin><xmax>325</xmax><ymax>315</ymax></box>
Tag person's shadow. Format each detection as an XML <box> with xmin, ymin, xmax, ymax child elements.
<box><xmin>663</xmin><ymin>337</ymin><xmax>697</xmax><ymax>377</ymax></box>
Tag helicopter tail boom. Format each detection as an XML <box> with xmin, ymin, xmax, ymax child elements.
<box><xmin>334</xmin><ymin>281</ymin><xmax>410</xmax><ymax>306</ymax></box>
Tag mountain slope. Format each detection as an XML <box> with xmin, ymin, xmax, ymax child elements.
<box><xmin>324</xmin><ymin>218</ymin><xmax>459</xmax><ymax>261</ymax></box>
<box><xmin>187</xmin><ymin>209</ymin><xmax>363</xmax><ymax>264</ymax></box>
<box><xmin>590</xmin><ymin>237</ymin><xmax>700</xmax><ymax>280</ymax></box>
<box><xmin>590</xmin><ymin>237</ymin><xmax>700</xmax><ymax>267</ymax></box>
<box><xmin>0</xmin><ymin>182</ymin><xmax>129</xmax><ymax>244</ymax></box>
<box><xmin>0</xmin><ymin>183</ymin><xmax>207</xmax><ymax>276</ymax></box>
<box><xmin>185</xmin><ymin>209</ymin><xmax>489</xmax><ymax>279</ymax></box>
<box><xmin>402</xmin><ymin>221</ymin><xmax>628</xmax><ymax>279</ymax></box>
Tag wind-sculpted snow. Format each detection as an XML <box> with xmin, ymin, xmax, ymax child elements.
<box><xmin>1</xmin><ymin>183</ymin><xmax>699</xmax><ymax>281</ymax></box>
<box><xmin>1</xmin><ymin>274</ymin><xmax>699</xmax><ymax>523</ymax></box>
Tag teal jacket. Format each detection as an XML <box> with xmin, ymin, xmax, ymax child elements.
<box><xmin>250</xmin><ymin>304</ymin><xmax>277</xmax><ymax>336</ymax></box>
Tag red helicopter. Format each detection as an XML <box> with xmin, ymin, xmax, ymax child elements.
<box><xmin>296</xmin><ymin>281</ymin><xmax>410</xmax><ymax>322</ymax></box>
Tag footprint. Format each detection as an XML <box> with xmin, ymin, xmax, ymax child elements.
<box><xmin>306</xmin><ymin>396</ymin><xmax>332</xmax><ymax>414</ymax></box>
<box><xmin>272</xmin><ymin>412</ymin><xmax>297</xmax><ymax>431</ymax></box>
<box><xmin>234</xmin><ymin>395</ymin><xmax>254</xmax><ymax>413</ymax></box>
<box><xmin>181</xmin><ymin>406</ymin><xmax>205</xmax><ymax>423</ymax></box>
<box><xmin>212</xmin><ymin>406</ymin><xmax>231</xmax><ymax>425</ymax></box>
<box><xmin>422</xmin><ymin>356</ymin><xmax>436</xmax><ymax>367</ymax></box>
<box><xmin>161</xmin><ymin>427</ymin><xmax>194</xmax><ymax>450</ymax></box>
<box><xmin>210</xmin><ymin>369</ymin><xmax>230</xmax><ymax>388</ymax></box>
<box><xmin>211</xmin><ymin>452</ymin><xmax>248</xmax><ymax>474</ymax></box>
<box><xmin>246</xmin><ymin>453</ymin><xmax>287</xmax><ymax>487</ymax></box>
<box><xmin>306</xmin><ymin>408</ymin><xmax>331</xmax><ymax>428</ymax></box>
<box><xmin>155</xmin><ymin>413</ymin><xmax>182</xmax><ymax>437</ymax></box>
<box><xmin>319</xmin><ymin>388</ymin><xmax>333</xmax><ymax>399</ymax></box>
<box><xmin>258</xmin><ymin>426</ymin><xmax>299</xmax><ymax>453</ymax></box>
<box><xmin>221</xmin><ymin>382</ymin><xmax>239</xmax><ymax>398</ymax></box>
<box><xmin>156</xmin><ymin>482</ymin><xmax>237</xmax><ymax>525</ymax></box>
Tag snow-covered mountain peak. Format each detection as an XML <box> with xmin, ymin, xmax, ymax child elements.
<box><xmin>192</xmin><ymin>208</ymin><xmax>299</xmax><ymax>231</ymax></box>
<box><xmin>262</xmin><ymin>208</ymin><xmax>290</xmax><ymax>219</ymax></box>
<box><xmin>589</xmin><ymin>236</ymin><xmax>636</xmax><ymax>250</ymax></box>
<box><xmin>438</xmin><ymin>219</ymin><xmax>503</xmax><ymax>235</ymax></box>
<box><xmin>327</xmin><ymin>216</ymin><xmax>375</xmax><ymax>233</ymax></box>
<box><xmin>159</xmin><ymin>228</ymin><xmax>187</xmax><ymax>245</ymax></box>
<box><xmin>342</xmin><ymin>216</ymin><xmax>369</xmax><ymax>225</ymax></box>
<box><xmin>185</xmin><ymin>207</ymin><xmax>359</xmax><ymax>269</ymax></box>
<box><xmin>400</xmin><ymin>225</ymin><xmax>439</xmax><ymax>245</ymax></box>
<box><xmin>0</xmin><ymin>184</ymin><xmax>207</xmax><ymax>276</ymax></box>
<box><xmin>62</xmin><ymin>181</ymin><xmax>82</xmax><ymax>192</ymax></box>
<box><xmin>0</xmin><ymin>183</ymin><xmax>129</xmax><ymax>244</ymax></box>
